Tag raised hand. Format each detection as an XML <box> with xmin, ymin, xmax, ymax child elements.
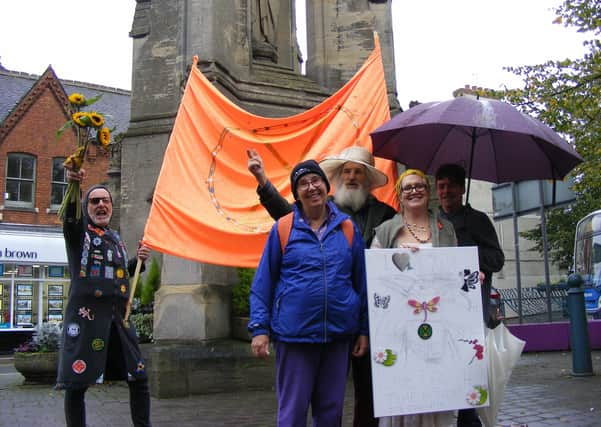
<box><xmin>246</xmin><ymin>148</ymin><xmax>268</xmax><ymax>187</ymax></box>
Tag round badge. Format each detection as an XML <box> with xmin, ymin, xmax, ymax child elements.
<box><xmin>136</xmin><ymin>361</ymin><xmax>145</xmax><ymax>373</ymax></box>
<box><xmin>72</xmin><ymin>359</ymin><xmax>87</xmax><ymax>374</ymax></box>
<box><xmin>91</xmin><ymin>338</ymin><xmax>105</xmax><ymax>351</ymax></box>
<box><xmin>66</xmin><ymin>323</ymin><xmax>80</xmax><ymax>337</ymax></box>
<box><xmin>120</xmin><ymin>284</ymin><xmax>127</xmax><ymax>294</ymax></box>
<box><xmin>418</xmin><ymin>323</ymin><xmax>433</xmax><ymax>340</ymax></box>
<box><xmin>116</xmin><ymin>268</ymin><xmax>124</xmax><ymax>278</ymax></box>
<box><xmin>94</xmin><ymin>289</ymin><xmax>103</xmax><ymax>298</ymax></box>
<box><xmin>92</xmin><ymin>237</ymin><xmax>102</xmax><ymax>246</ymax></box>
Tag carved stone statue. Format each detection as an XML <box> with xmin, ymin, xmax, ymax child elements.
<box><xmin>251</xmin><ymin>0</ymin><xmax>280</xmax><ymax>62</ymax></box>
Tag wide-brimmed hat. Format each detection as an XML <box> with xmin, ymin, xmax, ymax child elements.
<box><xmin>319</xmin><ymin>146</ymin><xmax>388</xmax><ymax>189</ymax></box>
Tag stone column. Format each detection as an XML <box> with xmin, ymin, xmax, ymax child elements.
<box><xmin>153</xmin><ymin>255</ymin><xmax>236</xmax><ymax>341</ymax></box>
<box><xmin>305</xmin><ymin>0</ymin><xmax>400</xmax><ymax>111</ymax></box>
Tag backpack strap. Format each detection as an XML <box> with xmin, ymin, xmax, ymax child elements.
<box><xmin>277</xmin><ymin>212</ymin><xmax>295</xmax><ymax>254</ymax></box>
<box><xmin>340</xmin><ymin>219</ymin><xmax>354</xmax><ymax>248</ymax></box>
<box><xmin>277</xmin><ymin>211</ymin><xmax>354</xmax><ymax>254</ymax></box>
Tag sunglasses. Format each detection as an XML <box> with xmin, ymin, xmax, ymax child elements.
<box><xmin>89</xmin><ymin>197</ymin><xmax>111</xmax><ymax>205</ymax></box>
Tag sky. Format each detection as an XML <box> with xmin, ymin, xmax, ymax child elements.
<box><xmin>0</xmin><ymin>1</ymin><xmax>591</xmax><ymax>111</ymax></box>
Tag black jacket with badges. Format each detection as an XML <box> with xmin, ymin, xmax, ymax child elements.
<box><xmin>56</xmin><ymin>186</ymin><xmax>146</xmax><ymax>390</ymax></box>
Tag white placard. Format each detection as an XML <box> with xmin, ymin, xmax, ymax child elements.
<box><xmin>366</xmin><ymin>247</ymin><xmax>489</xmax><ymax>418</ymax></box>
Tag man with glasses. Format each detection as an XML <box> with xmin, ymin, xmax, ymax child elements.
<box><xmin>435</xmin><ymin>163</ymin><xmax>505</xmax><ymax>427</ymax></box>
<box><xmin>247</xmin><ymin>146</ymin><xmax>396</xmax><ymax>427</ymax></box>
<box><xmin>56</xmin><ymin>169</ymin><xmax>152</xmax><ymax>427</ymax></box>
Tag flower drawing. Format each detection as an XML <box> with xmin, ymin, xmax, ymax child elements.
<box><xmin>466</xmin><ymin>385</ymin><xmax>488</xmax><ymax>406</ymax></box>
<box><xmin>374</xmin><ymin>348</ymin><xmax>397</xmax><ymax>366</ymax></box>
<box><xmin>458</xmin><ymin>338</ymin><xmax>485</xmax><ymax>364</ymax></box>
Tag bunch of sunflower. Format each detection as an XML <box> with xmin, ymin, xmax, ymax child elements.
<box><xmin>56</xmin><ymin>92</ymin><xmax>114</xmax><ymax>220</ymax></box>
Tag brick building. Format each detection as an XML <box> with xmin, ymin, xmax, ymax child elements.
<box><xmin>0</xmin><ymin>63</ymin><xmax>129</xmax><ymax>341</ymax></box>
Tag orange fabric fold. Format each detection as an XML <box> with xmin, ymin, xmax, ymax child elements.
<box><xmin>143</xmin><ymin>35</ymin><xmax>398</xmax><ymax>267</ymax></box>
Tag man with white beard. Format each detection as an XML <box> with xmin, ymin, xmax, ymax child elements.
<box><xmin>247</xmin><ymin>146</ymin><xmax>396</xmax><ymax>426</ymax></box>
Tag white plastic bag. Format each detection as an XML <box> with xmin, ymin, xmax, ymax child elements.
<box><xmin>477</xmin><ymin>323</ymin><xmax>526</xmax><ymax>427</ymax></box>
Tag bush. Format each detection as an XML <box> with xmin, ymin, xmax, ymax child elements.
<box><xmin>15</xmin><ymin>322</ymin><xmax>62</xmax><ymax>353</ymax></box>
<box><xmin>140</xmin><ymin>257</ymin><xmax>161</xmax><ymax>306</ymax></box>
<box><xmin>232</xmin><ymin>268</ymin><xmax>255</xmax><ymax>317</ymax></box>
<box><xmin>130</xmin><ymin>313</ymin><xmax>154</xmax><ymax>343</ymax></box>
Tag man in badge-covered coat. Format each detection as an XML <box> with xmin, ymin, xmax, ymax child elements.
<box><xmin>56</xmin><ymin>168</ymin><xmax>152</xmax><ymax>427</ymax></box>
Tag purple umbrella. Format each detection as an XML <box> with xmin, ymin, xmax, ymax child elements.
<box><xmin>370</xmin><ymin>96</ymin><xmax>583</xmax><ymax>198</ymax></box>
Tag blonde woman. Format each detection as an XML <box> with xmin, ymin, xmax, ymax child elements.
<box><xmin>371</xmin><ymin>169</ymin><xmax>457</xmax><ymax>427</ymax></box>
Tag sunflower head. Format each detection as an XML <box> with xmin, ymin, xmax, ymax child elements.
<box><xmin>88</xmin><ymin>112</ymin><xmax>105</xmax><ymax>128</ymax></box>
<box><xmin>68</xmin><ymin>93</ymin><xmax>86</xmax><ymax>106</ymax></box>
<box><xmin>72</xmin><ymin>112</ymin><xmax>91</xmax><ymax>127</ymax></box>
<box><xmin>98</xmin><ymin>127</ymin><xmax>111</xmax><ymax>147</ymax></box>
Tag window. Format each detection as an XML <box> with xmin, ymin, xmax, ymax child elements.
<box><xmin>5</xmin><ymin>153</ymin><xmax>36</xmax><ymax>208</ymax></box>
<box><xmin>51</xmin><ymin>157</ymin><xmax>67</xmax><ymax>208</ymax></box>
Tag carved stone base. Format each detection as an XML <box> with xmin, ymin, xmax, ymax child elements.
<box><xmin>144</xmin><ymin>340</ymin><xmax>275</xmax><ymax>398</ymax></box>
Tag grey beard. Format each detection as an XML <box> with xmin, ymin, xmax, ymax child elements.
<box><xmin>334</xmin><ymin>185</ymin><xmax>369</xmax><ymax>212</ymax></box>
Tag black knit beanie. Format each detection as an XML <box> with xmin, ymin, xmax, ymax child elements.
<box><xmin>290</xmin><ymin>159</ymin><xmax>330</xmax><ymax>200</ymax></box>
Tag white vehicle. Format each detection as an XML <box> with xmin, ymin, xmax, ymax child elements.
<box><xmin>573</xmin><ymin>210</ymin><xmax>601</xmax><ymax>317</ymax></box>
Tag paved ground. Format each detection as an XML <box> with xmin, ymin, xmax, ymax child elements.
<box><xmin>1</xmin><ymin>351</ymin><xmax>601</xmax><ymax>426</ymax></box>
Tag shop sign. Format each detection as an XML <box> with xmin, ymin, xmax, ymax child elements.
<box><xmin>0</xmin><ymin>233</ymin><xmax>67</xmax><ymax>264</ymax></box>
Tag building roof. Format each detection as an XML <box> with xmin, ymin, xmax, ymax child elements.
<box><xmin>0</xmin><ymin>65</ymin><xmax>131</xmax><ymax>135</ymax></box>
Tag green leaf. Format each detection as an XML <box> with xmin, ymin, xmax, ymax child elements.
<box><xmin>84</xmin><ymin>94</ymin><xmax>103</xmax><ymax>107</ymax></box>
<box><xmin>383</xmin><ymin>349</ymin><xmax>397</xmax><ymax>366</ymax></box>
<box><xmin>56</xmin><ymin>120</ymin><xmax>74</xmax><ymax>140</ymax></box>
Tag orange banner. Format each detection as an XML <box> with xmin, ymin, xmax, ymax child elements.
<box><xmin>143</xmin><ymin>34</ymin><xmax>398</xmax><ymax>267</ymax></box>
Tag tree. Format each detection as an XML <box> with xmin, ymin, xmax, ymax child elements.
<box><xmin>483</xmin><ymin>0</ymin><xmax>601</xmax><ymax>268</ymax></box>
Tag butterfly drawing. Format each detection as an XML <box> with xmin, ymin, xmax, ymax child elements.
<box><xmin>374</xmin><ymin>293</ymin><xmax>391</xmax><ymax>309</ymax></box>
<box><xmin>408</xmin><ymin>296</ymin><xmax>440</xmax><ymax>322</ymax></box>
<box><xmin>461</xmin><ymin>269</ymin><xmax>480</xmax><ymax>292</ymax></box>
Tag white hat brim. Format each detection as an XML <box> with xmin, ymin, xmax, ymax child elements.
<box><xmin>319</xmin><ymin>158</ymin><xmax>389</xmax><ymax>189</ymax></box>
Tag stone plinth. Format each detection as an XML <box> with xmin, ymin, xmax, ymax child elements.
<box><xmin>144</xmin><ymin>340</ymin><xmax>275</xmax><ymax>398</ymax></box>
<box><xmin>153</xmin><ymin>284</ymin><xmax>231</xmax><ymax>341</ymax></box>
<box><xmin>152</xmin><ymin>255</ymin><xmax>236</xmax><ymax>341</ymax></box>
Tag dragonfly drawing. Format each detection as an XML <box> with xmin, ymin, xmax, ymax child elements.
<box><xmin>408</xmin><ymin>296</ymin><xmax>440</xmax><ymax>322</ymax></box>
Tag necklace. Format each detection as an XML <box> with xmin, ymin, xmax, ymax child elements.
<box><xmin>405</xmin><ymin>222</ymin><xmax>428</xmax><ymax>231</ymax></box>
<box><xmin>405</xmin><ymin>222</ymin><xmax>431</xmax><ymax>243</ymax></box>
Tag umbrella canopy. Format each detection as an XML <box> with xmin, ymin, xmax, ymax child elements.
<box><xmin>370</xmin><ymin>96</ymin><xmax>583</xmax><ymax>185</ymax></box>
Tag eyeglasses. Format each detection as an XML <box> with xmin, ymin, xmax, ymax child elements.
<box><xmin>89</xmin><ymin>197</ymin><xmax>111</xmax><ymax>205</ymax></box>
<box><xmin>401</xmin><ymin>183</ymin><xmax>427</xmax><ymax>194</ymax></box>
<box><xmin>297</xmin><ymin>176</ymin><xmax>324</xmax><ymax>191</ymax></box>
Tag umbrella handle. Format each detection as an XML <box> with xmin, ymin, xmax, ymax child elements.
<box><xmin>124</xmin><ymin>258</ymin><xmax>143</xmax><ymax>322</ymax></box>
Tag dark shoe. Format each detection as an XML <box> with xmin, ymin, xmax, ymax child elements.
<box><xmin>457</xmin><ymin>408</ymin><xmax>482</xmax><ymax>427</ymax></box>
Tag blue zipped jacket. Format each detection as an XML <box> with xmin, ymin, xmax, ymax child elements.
<box><xmin>248</xmin><ymin>200</ymin><xmax>368</xmax><ymax>343</ymax></box>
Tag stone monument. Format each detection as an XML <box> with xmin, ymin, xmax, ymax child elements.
<box><xmin>121</xmin><ymin>0</ymin><xmax>398</xmax><ymax>397</ymax></box>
